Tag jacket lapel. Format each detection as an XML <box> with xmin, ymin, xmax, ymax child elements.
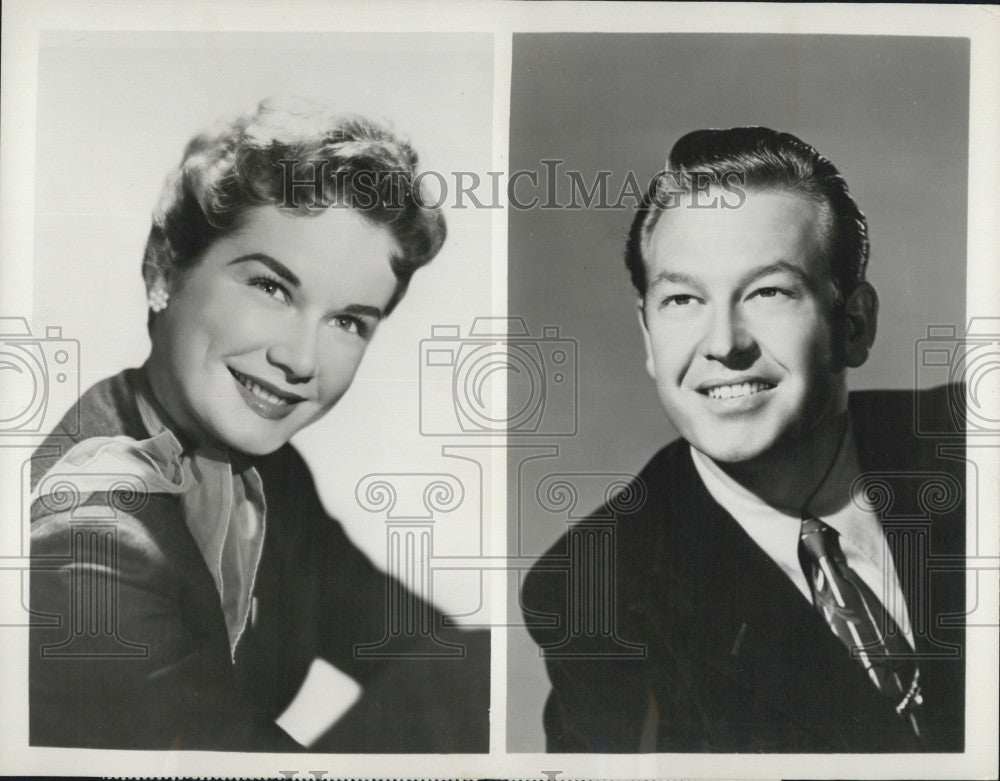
<box><xmin>639</xmin><ymin>443</ymin><xmax>912</xmax><ymax>749</ymax></box>
<box><xmin>849</xmin><ymin>389</ymin><xmax>966</xmax><ymax>749</ymax></box>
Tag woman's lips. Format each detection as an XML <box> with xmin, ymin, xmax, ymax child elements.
<box><xmin>229</xmin><ymin>368</ymin><xmax>304</xmax><ymax>420</ymax></box>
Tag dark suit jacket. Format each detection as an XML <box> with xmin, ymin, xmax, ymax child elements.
<box><xmin>30</xmin><ymin>369</ymin><xmax>489</xmax><ymax>752</ymax></box>
<box><xmin>521</xmin><ymin>387</ymin><xmax>965</xmax><ymax>752</ymax></box>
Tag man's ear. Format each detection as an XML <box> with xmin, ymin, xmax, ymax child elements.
<box><xmin>841</xmin><ymin>281</ymin><xmax>879</xmax><ymax>368</ymax></box>
<box><xmin>637</xmin><ymin>301</ymin><xmax>656</xmax><ymax>379</ymax></box>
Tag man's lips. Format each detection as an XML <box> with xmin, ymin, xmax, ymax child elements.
<box><xmin>695</xmin><ymin>378</ymin><xmax>777</xmax><ymax>401</ymax></box>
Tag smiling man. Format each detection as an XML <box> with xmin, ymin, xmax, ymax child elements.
<box><xmin>522</xmin><ymin>127</ymin><xmax>965</xmax><ymax>753</ymax></box>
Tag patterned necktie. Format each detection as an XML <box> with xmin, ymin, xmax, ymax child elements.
<box><xmin>798</xmin><ymin>516</ymin><xmax>923</xmax><ymax>737</ymax></box>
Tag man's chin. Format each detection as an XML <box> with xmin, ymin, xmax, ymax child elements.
<box><xmin>687</xmin><ymin>435</ymin><xmax>779</xmax><ymax>466</ymax></box>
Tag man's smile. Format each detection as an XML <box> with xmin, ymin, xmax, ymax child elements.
<box><xmin>698</xmin><ymin>380</ymin><xmax>776</xmax><ymax>401</ymax></box>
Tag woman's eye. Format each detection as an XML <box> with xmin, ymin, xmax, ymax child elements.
<box><xmin>331</xmin><ymin>314</ymin><xmax>370</xmax><ymax>338</ymax></box>
<box><xmin>249</xmin><ymin>275</ymin><xmax>291</xmax><ymax>305</ymax></box>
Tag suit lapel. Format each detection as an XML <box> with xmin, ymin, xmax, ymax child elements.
<box><xmin>849</xmin><ymin>390</ymin><xmax>966</xmax><ymax>749</ymax></box>
<box><xmin>640</xmin><ymin>444</ymin><xmax>911</xmax><ymax>749</ymax></box>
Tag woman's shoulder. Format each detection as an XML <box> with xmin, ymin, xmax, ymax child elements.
<box><xmin>30</xmin><ymin>368</ymin><xmax>148</xmax><ymax>490</ymax></box>
<box><xmin>29</xmin><ymin>367</ymin><xmax>191</xmax><ymax>566</ymax></box>
<box><xmin>53</xmin><ymin>368</ymin><xmax>147</xmax><ymax>441</ymax></box>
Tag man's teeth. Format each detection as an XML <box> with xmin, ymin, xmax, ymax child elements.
<box><xmin>237</xmin><ymin>373</ymin><xmax>290</xmax><ymax>405</ymax></box>
<box><xmin>706</xmin><ymin>381</ymin><xmax>771</xmax><ymax>400</ymax></box>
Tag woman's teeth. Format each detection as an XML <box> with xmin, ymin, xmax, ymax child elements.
<box><xmin>235</xmin><ymin>372</ymin><xmax>290</xmax><ymax>405</ymax></box>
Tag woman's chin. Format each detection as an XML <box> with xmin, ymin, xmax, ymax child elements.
<box><xmin>234</xmin><ymin>440</ymin><xmax>288</xmax><ymax>457</ymax></box>
<box><xmin>203</xmin><ymin>422</ymin><xmax>294</xmax><ymax>457</ymax></box>
<box><xmin>230</xmin><ymin>432</ymin><xmax>293</xmax><ymax>456</ymax></box>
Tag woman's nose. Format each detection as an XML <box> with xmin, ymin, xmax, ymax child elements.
<box><xmin>700</xmin><ymin>306</ymin><xmax>756</xmax><ymax>366</ymax></box>
<box><xmin>266</xmin><ymin>320</ymin><xmax>319</xmax><ymax>382</ymax></box>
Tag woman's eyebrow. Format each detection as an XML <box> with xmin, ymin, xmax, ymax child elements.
<box><xmin>228</xmin><ymin>253</ymin><xmax>301</xmax><ymax>287</ymax></box>
<box><xmin>344</xmin><ymin>303</ymin><xmax>385</xmax><ymax>320</ymax></box>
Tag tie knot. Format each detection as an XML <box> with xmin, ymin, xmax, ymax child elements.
<box><xmin>799</xmin><ymin>515</ymin><xmax>842</xmax><ymax>562</ymax></box>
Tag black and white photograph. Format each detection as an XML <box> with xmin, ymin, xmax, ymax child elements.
<box><xmin>2</xmin><ymin>25</ymin><xmax>495</xmax><ymax>758</ymax></box>
<box><xmin>0</xmin><ymin>2</ymin><xmax>997</xmax><ymax>780</ymax></box>
<box><xmin>508</xmin><ymin>33</ymin><xmax>972</xmax><ymax>754</ymax></box>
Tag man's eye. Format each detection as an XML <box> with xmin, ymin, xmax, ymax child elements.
<box><xmin>749</xmin><ymin>286</ymin><xmax>791</xmax><ymax>300</ymax></box>
<box><xmin>662</xmin><ymin>294</ymin><xmax>697</xmax><ymax>307</ymax></box>
<box><xmin>249</xmin><ymin>275</ymin><xmax>291</xmax><ymax>305</ymax></box>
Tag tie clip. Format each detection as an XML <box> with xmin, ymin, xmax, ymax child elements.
<box><xmin>895</xmin><ymin>670</ymin><xmax>923</xmax><ymax>715</ymax></box>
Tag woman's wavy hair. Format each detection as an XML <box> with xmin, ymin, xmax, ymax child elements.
<box><xmin>143</xmin><ymin>96</ymin><xmax>446</xmax><ymax>315</ymax></box>
<box><xmin>626</xmin><ymin>126</ymin><xmax>869</xmax><ymax>306</ymax></box>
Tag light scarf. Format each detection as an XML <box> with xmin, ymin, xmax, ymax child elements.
<box><xmin>31</xmin><ymin>371</ymin><xmax>267</xmax><ymax>659</ymax></box>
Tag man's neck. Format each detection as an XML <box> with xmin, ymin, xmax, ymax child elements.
<box><xmin>704</xmin><ymin>411</ymin><xmax>851</xmax><ymax>512</ymax></box>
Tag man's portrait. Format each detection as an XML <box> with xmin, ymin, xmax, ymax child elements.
<box><xmin>510</xmin><ymin>33</ymin><xmax>972</xmax><ymax>753</ymax></box>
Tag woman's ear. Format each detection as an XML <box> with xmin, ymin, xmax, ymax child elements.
<box><xmin>142</xmin><ymin>263</ymin><xmax>172</xmax><ymax>315</ymax></box>
<box><xmin>841</xmin><ymin>281</ymin><xmax>879</xmax><ymax>368</ymax></box>
<box><xmin>142</xmin><ymin>262</ymin><xmax>169</xmax><ymax>294</ymax></box>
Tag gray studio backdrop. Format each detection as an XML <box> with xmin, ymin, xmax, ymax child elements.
<box><xmin>506</xmin><ymin>33</ymin><xmax>969</xmax><ymax>751</ymax></box>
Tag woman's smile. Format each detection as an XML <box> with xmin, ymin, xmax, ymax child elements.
<box><xmin>229</xmin><ymin>367</ymin><xmax>306</xmax><ymax>420</ymax></box>
<box><xmin>146</xmin><ymin>205</ymin><xmax>400</xmax><ymax>454</ymax></box>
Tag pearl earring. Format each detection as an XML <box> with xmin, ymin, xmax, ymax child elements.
<box><xmin>148</xmin><ymin>288</ymin><xmax>169</xmax><ymax>313</ymax></box>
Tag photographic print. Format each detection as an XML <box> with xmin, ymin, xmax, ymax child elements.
<box><xmin>508</xmin><ymin>32</ymin><xmax>970</xmax><ymax>754</ymax></box>
<box><xmin>1</xmin><ymin>2</ymin><xmax>997</xmax><ymax>780</ymax></box>
<box><xmin>4</xmin><ymin>24</ymin><xmax>495</xmax><ymax>760</ymax></box>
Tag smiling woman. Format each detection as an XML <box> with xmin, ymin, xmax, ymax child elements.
<box><xmin>28</xmin><ymin>97</ymin><xmax>488</xmax><ymax>752</ymax></box>
<box><xmin>146</xmin><ymin>206</ymin><xmax>399</xmax><ymax>455</ymax></box>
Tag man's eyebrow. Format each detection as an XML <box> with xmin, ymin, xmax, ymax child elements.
<box><xmin>647</xmin><ymin>270</ymin><xmax>702</xmax><ymax>289</ymax></box>
<box><xmin>647</xmin><ymin>261</ymin><xmax>812</xmax><ymax>293</ymax></box>
<box><xmin>737</xmin><ymin>260</ymin><xmax>810</xmax><ymax>288</ymax></box>
<box><xmin>228</xmin><ymin>253</ymin><xmax>301</xmax><ymax>288</ymax></box>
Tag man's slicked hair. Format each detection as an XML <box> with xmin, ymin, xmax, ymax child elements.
<box><xmin>625</xmin><ymin>127</ymin><xmax>869</xmax><ymax>304</ymax></box>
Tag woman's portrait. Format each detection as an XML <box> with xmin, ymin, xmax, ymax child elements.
<box><xmin>23</xmin><ymin>32</ymin><xmax>494</xmax><ymax>753</ymax></box>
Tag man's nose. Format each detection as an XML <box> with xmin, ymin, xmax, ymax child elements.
<box><xmin>266</xmin><ymin>318</ymin><xmax>319</xmax><ymax>383</ymax></box>
<box><xmin>700</xmin><ymin>305</ymin><xmax>757</xmax><ymax>366</ymax></box>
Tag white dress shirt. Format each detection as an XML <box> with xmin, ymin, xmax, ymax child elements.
<box><xmin>689</xmin><ymin>426</ymin><xmax>915</xmax><ymax>649</ymax></box>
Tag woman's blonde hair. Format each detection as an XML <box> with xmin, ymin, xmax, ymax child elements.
<box><xmin>143</xmin><ymin>96</ymin><xmax>445</xmax><ymax>315</ymax></box>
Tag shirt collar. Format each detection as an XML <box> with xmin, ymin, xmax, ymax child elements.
<box><xmin>689</xmin><ymin>420</ymin><xmax>885</xmax><ymax>569</ymax></box>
